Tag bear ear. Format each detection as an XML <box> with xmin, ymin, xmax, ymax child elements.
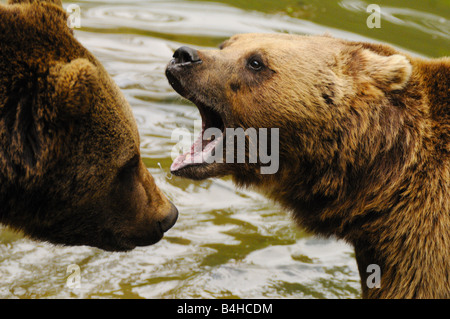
<box><xmin>346</xmin><ymin>48</ymin><xmax>412</xmax><ymax>91</ymax></box>
<box><xmin>49</xmin><ymin>59</ymin><xmax>99</xmax><ymax>117</ymax></box>
<box><xmin>8</xmin><ymin>0</ymin><xmax>62</xmax><ymax>7</ymax></box>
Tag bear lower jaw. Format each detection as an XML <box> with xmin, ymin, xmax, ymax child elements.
<box><xmin>170</xmin><ymin>162</ymin><xmax>228</xmax><ymax>181</ymax></box>
<box><xmin>171</xmin><ymin>129</ymin><xmax>224</xmax><ymax>173</ymax></box>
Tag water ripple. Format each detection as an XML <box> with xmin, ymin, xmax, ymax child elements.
<box><xmin>340</xmin><ymin>0</ymin><xmax>450</xmax><ymax>39</ymax></box>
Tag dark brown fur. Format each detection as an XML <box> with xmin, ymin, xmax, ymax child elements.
<box><xmin>166</xmin><ymin>34</ymin><xmax>449</xmax><ymax>298</ymax></box>
<box><xmin>0</xmin><ymin>0</ymin><xmax>178</xmax><ymax>251</ymax></box>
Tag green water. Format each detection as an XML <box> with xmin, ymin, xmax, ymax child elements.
<box><xmin>0</xmin><ymin>0</ymin><xmax>448</xmax><ymax>299</ymax></box>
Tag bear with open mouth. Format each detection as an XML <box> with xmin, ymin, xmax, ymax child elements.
<box><xmin>166</xmin><ymin>33</ymin><xmax>449</xmax><ymax>299</ymax></box>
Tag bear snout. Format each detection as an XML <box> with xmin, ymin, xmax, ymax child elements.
<box><xmin>166</xmin><ymin>46</ymin><xmax>208</xmax><ymax>102</ymax></box>
<box><xmin>172</xmin><ymin>46</ymin><xmax>202</xmax><ymax>65</ymax></box>
<box><xmin>158</xmin><ymin>201</ymin><xmax>179</xmax><ymax>233</ymax></box>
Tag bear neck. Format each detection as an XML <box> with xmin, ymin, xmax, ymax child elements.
<box><xmin>276</xmin><ymin>146</ymin><xmax>448</xmax><ymax>298</ymax></box>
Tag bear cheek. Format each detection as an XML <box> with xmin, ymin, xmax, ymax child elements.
<box><xmin>230</xmin><ymin>90</ymin><xmax>271</xmax><ymax>128</ymax></box>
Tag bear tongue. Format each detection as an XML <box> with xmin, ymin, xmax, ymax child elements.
<box><xmin>170</xmin><ymin>131</ymin><xmax>223</xmax><ymax>172</ymax></box>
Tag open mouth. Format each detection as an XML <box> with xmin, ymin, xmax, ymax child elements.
<box><xmin>170</xmin><ymin>101</ymin><xmax>225</xmax><ymax>173</ymax></box>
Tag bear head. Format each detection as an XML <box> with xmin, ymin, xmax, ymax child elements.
<box><xmin>0</xmin><ymin>0</ymin><xmax>178</xmax><ymax>251</ymax></box>
<box><xmin>165</xmin><ymin>33</ymin><xmax>415</xmax><ymax>233</ymax></box>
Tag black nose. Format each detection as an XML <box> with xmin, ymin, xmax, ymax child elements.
<box><xmin>159</xmin><ymin>202</ymin><xmax>178</xmax><ymax>233</ymax></box>
<box><xmin>173</xmin><ymin>46</ymin><xmax>201</xmax><ymax>64</ymax></box>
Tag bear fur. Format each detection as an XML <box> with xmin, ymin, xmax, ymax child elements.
<box><xmin>0</xmin><ymin>0</ymin><xmax>178</xmax><ymax>251</ymax></box>
<box><xmin>166</xmin><ymin>33</ymin><xmax>449</xmax><ymax>298</ymax></box>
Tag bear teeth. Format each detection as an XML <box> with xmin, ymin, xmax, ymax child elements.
<box><xmin>170</xmin><ymin>130</ymin><xmax>224</xmax><ymax>172</ymax></box>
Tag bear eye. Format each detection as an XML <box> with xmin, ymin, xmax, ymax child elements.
<box><xmin>247</xmin><ymin>57</ymin><xmax>264</xmax><ymax>71</ymax></box>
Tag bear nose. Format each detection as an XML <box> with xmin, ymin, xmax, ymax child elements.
<box><xmin>172</xmin><ymin>46</ymin><xmax>201</xmax><ymax>64</ymax></box>
<box><xmin>159</xmin><ymin>201</ymin><xmax>178</xmax><ymax>233</ymax></box>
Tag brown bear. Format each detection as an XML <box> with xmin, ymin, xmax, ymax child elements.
<box><xmin>166</xmin><ymin>33</ymin><xmax>449</xmax><ymax>298</ymax></box>
<box><xmin>0</xmin><ymin>0</ymin><xmax>178</xmax><ymax>252</ymax></box>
